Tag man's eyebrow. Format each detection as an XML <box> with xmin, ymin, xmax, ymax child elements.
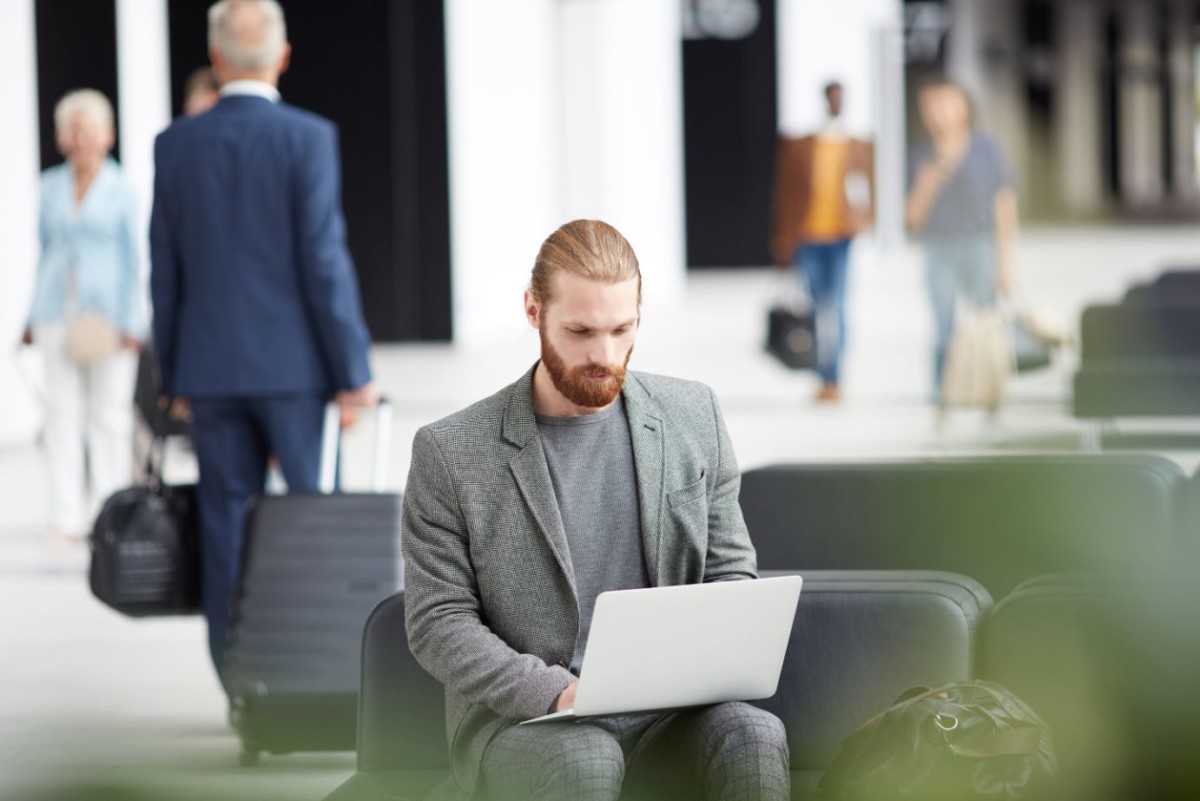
<box><xmin>563</xmin><ymin>318</ymin><xmax>639</xmax><ymax>330</ymax></box>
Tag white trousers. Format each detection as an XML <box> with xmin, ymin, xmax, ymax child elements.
<box><xmin>35</xmin><ymin>324</ymin><xmax>138</xmax><ymax>535</ymax></box>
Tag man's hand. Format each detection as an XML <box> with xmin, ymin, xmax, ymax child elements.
<box><xmin>336</xmin><ymin>381</ymin><xmax>380</xmax><ymax>430</ymax></box>
<box><xmin>553</xmin><ymin>681</ymin><xmax>578</xmax><ymax>713</ymax></box>
<box><xmin>159</xmin><ymin>396</ymin><xmax>192</xmax><ymax>423</ymax></box>
<box><xmin>120</xmin><ymin>335</ymin><xmax>143</xmax><ymax>352</ymax></box>
<box><xmin>20</xmin><ymin>327</ymin><xmax>32</xmax><ymax>346</ymax></box>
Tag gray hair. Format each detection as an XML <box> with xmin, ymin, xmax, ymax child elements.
<box><xmin>208</xmin><ymin>0</ymin><xmax>287</xmax><ymax>72</ymax></box>
<box><xmin>54</xmin><ymin>89</ymin><xmax>114</xmax><ymax>134</ymax></box>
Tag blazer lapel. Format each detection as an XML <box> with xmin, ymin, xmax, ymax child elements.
<box><xmin>623</xmin><ymin>373</ymin><xmax>666</xmax><ymax>586</ymax></box>
<box><xmin>503</xmin><ymin>367</ymin><xmax>577</xmax><ymax>599</ymax></box>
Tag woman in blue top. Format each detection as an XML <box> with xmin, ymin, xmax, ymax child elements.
<box><xmin>905</xmin><ymin>78</ymin><xmax>1020</xmax><ymax>402</ymax></box>
<box><xmin>23</xmin><ymin>89</ymin><xmax>146</xmax><ymax>542</ymax></box>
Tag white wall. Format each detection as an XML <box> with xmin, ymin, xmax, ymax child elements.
<box><xmin>445</xmin><ymin>0</ymin><xmax>687</xmax><ymax>346</ymax></box>
<box><xmin>0</xmin><ymin>0</ymin><xmax>43</xmax><ymax>447</ymax></box>
<box><xmin>776</xmin><ymin>0</ymin><xmax>900</xmax><ymax>138</ymax></box>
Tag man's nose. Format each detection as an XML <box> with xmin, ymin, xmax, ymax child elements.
<box><xmin>591</xmin><ymin>336</ymin><xmax>618</xmax><ymax>368</ymax></box>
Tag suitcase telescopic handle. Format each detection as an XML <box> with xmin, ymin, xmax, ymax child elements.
<box><xmin>318</xmin><ymin>396</ymin><xmax>394</xmax><ymax>495</ymax></box>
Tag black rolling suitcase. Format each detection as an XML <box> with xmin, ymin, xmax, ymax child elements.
<box><xmin>225</xmin><ymin>400</ymin><xmax>402</xmax><ymax>765</ymax></box>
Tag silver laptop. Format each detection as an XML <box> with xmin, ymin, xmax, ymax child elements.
<box><xmin>521</xmin><ymin>575</ymin><xmax>803</xmax><ymax>725</ymax></box>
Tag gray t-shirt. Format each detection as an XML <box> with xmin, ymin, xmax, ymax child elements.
<box><xmin>908</xmin><ymin>131</ymin><xmax>1014</xmax><ymax>241</ymax></box>
<box><xmin>536</xmin><ymin>399</ymin><xmax>649</xmax><ymax>674</ymax></box>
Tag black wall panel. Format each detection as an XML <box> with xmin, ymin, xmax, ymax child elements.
<box><xmin>682</xmin><ymin>2</ymin><xmax>778</xmax><ymax>268</ymax></box>
<box><xmin>166</xmin><ymin>0</ymin><xmax>452</xmax><ymax>342</ymax></box>
<box><xmin>35</xmin><ymin>0</ymin><xmax>120</xmax><ymax>169</ymax></box>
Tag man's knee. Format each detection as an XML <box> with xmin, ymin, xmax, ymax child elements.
<box><xmin>700</xmin><ymin>702</ymin><xmax>790</xmax><ymax>759</ymax></box>
<box><xmin>486</xmin><ymin>724</ymin><xmax>625</xmax><ymax>801</ymax></box>
<box><xmin>536</xmin><ymin>727</ymin><xmax>625</xmax><ymax>795</ymax></box>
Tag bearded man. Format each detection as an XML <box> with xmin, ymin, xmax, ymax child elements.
<box><xmin>401</xmin><ymin>219</ymin><xmax>790</xmax><ymax>801</ymax></box>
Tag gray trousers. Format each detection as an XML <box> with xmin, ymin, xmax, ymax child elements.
<box><xmin>478</xmin><ymin>702</ymin><xmax>790</xmax><ymax>801</ymax></box>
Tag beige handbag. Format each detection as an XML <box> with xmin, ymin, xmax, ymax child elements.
<box><xmin>941</xmin><ymin>307</ymin><xmax>1011</xmax><ymax>408</ymax></box>
<box><xmin>65</xmin><ymin>310</ymin><xmax>121</xmax><ymax>366</ymax></box>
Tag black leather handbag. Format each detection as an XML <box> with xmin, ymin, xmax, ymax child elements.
<box><xmin>89</xmin><ymin>438</ymin><xmax>200</xmax><ymax>617</ymax></box>
<box><xmin>766</xmin><ymin>274</ymin><xmax>817</xmax><ymax>370</ymax></box>
<box><xmin>819</xmin><ymin>681</ymin><xmax>1057</xmax><ymax>801</ymax></box>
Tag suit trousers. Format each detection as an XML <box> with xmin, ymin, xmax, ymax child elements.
<box><xmin>479</xmin><ymin>701</ymin><xmax>790</xmax><ymax>801</ymax></box>
<box><xmin>188</xmin><ymin>395</ymin><xmax>326</xmax><ymax>680</ymax></box>
<box><xmin>36</xmin><ymin>324</ymin><xmax>137</xmax><ymax>536</ymax></box>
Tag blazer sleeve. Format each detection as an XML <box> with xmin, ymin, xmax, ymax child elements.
<box><xmin>294</xmin><ymin>123</ymin><xmax>373</xmax><ymax>391</ymax></box>
<box><xmin>149</xmin><ymin>135</ymin><xmax>180</xmax><ymax>394</ymax></box>
<box><xmin>402</xmin><ymin>427</ymin><xmax>576</xmax><ymax>720</ymax></box>
<box><xmin>703</xmin><ymin>388</ymin><xmax>758</xmax><ymax>582</ymax></box>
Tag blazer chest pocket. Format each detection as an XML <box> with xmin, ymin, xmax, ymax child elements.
<box><xmin>665</xmin><ymin>471</ymin><xmax>709</xmax><ymax>577</ymax></box>
<box><xmin>667</xmin><ymin>470</ymin><xmax>708</xmax><ymax>511</ymax></box>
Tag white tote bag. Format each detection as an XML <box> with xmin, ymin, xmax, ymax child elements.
<box><xmin>941</xmin><ymin>306</ymin><xmax>1011</xmax><ymax>408</ymax></box>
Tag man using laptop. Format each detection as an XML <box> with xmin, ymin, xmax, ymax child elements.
<box><xmin>403</xmin><ymin>220</ymin><xmax>790</xmax><ymax>801</ymax></box>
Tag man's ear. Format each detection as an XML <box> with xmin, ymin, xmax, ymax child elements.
<box><xmin>209</xmin><ymin>49</ymin><xmax>224</xmax><ymax>84</ymax></box>
<box><xmin>523</xmin><ymin>289</ymin><xmax>541</xmax><ymax>330</ymax></box>
<box><xmin>277</xmin><ymin>42</ymin><xmax>292</xmax><ymax>77</ymax></box>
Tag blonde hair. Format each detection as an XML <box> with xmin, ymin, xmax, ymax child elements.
<box><xmin>530</xmin><ymin>220</ymin><xmax>642</xmax><ymax>306</ymax></box>
<box><xmin>54</xmin><ymin>89</ymin><xmax>114</xmax><ymax>135</ymax></box>
<box><xmin>208</xmin><ymin>0</ymin><xmax>286</xmax><ymax>72</ymax></box>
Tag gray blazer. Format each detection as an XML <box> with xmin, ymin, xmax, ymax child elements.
<box><xmin>402</xmin><ymin>365</ymin><xmax>758</xmax><ymax>798</ymax></box>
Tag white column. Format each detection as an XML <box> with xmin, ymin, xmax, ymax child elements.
<box><xmin>943</xmin><ymin>0</ymin><xmax>986</xmax><ymax>105</ymax></box>
<box><xmin>558</xmin><ymin>0</ymin><xmax>686</xmax><ymax>308</ymax></box>
<box><xmin>1119</xmin><ymin>0</ymin><xmax>1164</xmax><ymax>208</ymax></box>
<box><xmin>0</xmin><ymin>0</ymin><xmax>42</xmax><ymax>447</ymax></box>
<box><xmin>1056</xmin><ymin>0</ymin><xmax>1104</xmax><ymax>215</ymax></box>
<box><xmin>115</xmin><ymin>0</ymin><xmax>172</xmax><ymax>316</ymax></box>
<box><xmin>1167</xmin><ymin>0</ymin><xmax>1196</xmax><ymax>201</ymax></box>
<box><xmin>445</xmin><ymin>0</ymin><xmax>688</xmax><ymax>345</ymax></box>
<box><xmin>973</xmin><ymin>0</ymin><xmax>1028</xmax><ymax>202</ymax></box>
<box><xmin>775</xmin><ymin>0</ymin><xmax>903</xmax><ymax>246</ymax></box>
<box><xmin>444</xmin><ymin>0</ymin><xmax>562</xmax><ymax>345</ymax></box>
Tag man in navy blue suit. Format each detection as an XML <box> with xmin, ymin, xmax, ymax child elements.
<box><xmin>150</xmin><ymin>0</ymin><xmax>377</xmax><ymax>680</ymax></box>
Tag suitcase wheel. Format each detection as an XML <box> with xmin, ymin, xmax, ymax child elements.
<box><xmin>239</xmin><ymin>747</ymin><xmax>260</xmax><ymax>767</ymax></box>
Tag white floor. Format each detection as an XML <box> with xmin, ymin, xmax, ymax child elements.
<box><xmin>3</xmin><ymin>226</ymin><xmax>1200</xmax><ymax>800</ymax></box>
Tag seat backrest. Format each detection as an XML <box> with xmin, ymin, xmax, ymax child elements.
<box><xmin>740</xmin><ymin>456</ymin><xmax>1183</xmax><ymax>599</ymax></box>
<box><xmin>755</xmin><ymin>570</ymin><xmax>991</xmax><ymax>770</ymax></box>
<box><xmin>1155</xmin><ymin>269</ymin><xmax>1200</xmax><ymax>293</ymax></box>
<box><xmin>356</xmin><ymin>592</ymin><xmax>449</xmax><ymax>771</ymax></box>
<box><xmin>1081</xmin><ymin>304</ymin><xmax>1200</xmax><ymax>362</ymax></box>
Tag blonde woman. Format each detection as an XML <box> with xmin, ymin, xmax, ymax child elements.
<box><xmin>23</xmin><ymin>89</ymin><xmax>145</xmax><ymax>543</ymax></box>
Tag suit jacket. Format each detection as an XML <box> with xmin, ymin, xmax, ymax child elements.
<box><xmin>149</xmin><ymin>94</ymin><xmax>372</xmax><ymax>398</ymax></box>
<box><xmin>402</xmin><ymin>366</ymin><xmax>758</xmax><ymax>798</ymax></box>
<box><xmin>771</xmin><ymin>134</ymin><xmax>875</xmax><ymax>264</ymax></box>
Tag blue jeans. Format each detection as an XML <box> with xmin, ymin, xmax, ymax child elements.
<box><xmin>794</xmin><ymin>239</ymin><xmax>851</xmax><ymax>384</ymax></box>
<box><xmin>926</xmin><ymin>239</ymin><xmax>996</xmax><ymax>391</ymax></box>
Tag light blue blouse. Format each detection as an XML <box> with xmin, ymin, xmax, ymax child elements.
<box><xmin>28</xmin><ymin>159</ymin><xmax>146</xmax><ymax>336</ymax></box>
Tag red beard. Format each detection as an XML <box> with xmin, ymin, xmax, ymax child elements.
<box><xmin>539</xmin><ymin>328</ymin><xmax>632</xmax><ymax>409</ymax></box>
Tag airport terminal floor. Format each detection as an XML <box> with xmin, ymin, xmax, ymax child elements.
<box><xmin>4</xmin><ymin>226</ymin><xmax>1200</xmax><ymax>800</ymax></box>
